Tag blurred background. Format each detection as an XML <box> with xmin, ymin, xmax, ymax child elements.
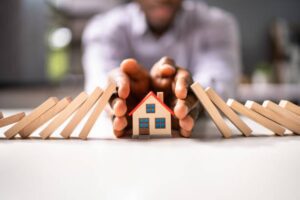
<box><xmin>0</xmin><ymin>0</ymin><xmax>300</xmax><ymax>108</ymax></box>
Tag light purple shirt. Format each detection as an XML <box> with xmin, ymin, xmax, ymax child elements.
<box><xmin>82</xmin><ymin>1</ymin><xmax>241</xmax><ymax>98</ymax></box>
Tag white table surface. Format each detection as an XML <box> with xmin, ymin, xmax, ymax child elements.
<box><xmin>1</xmin><ymin>109</ymin><xmax>300</xmax><ymax>200</ymax></box>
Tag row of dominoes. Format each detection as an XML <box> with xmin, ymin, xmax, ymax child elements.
<box><xmin>191</xmin><ymin>82</ymin><xmax>300</xmax><ymax>138</ymax></box>
<box><xmin>0</xmin><ymin>83</ymin><xmax>116</xmax><ymax>139</ymax></box>
<box><xmin>1</xmin><ymin>81</ymin><xmax>299</xmax><ymax>139</ymax></box>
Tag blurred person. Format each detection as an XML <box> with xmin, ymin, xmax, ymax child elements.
<box><xmin>82</xmin><ymin>0</ymin><xmax>241</xmax><ymax>137</ymax></box>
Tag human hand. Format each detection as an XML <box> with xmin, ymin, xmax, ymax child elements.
<box><xmin>150</xmin><ymin>57</ymin><xmax>201</xmax><ymax>137</ymax></box>
<box><xmin>108</xmin><ymin>57</ymin><xmax>201</xmax><ymax>138</ymax></box>
<box><xmin>108</xmin><ymin>59</ymin><xmax>150</xmax><ymax>137</ymax></box>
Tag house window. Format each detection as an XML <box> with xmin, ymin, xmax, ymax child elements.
<box><xmin>146</xmin><ymin>104</ymin><xmax>155</xmax><ymax>113</ymax></box>
<box><xmin>139</xmin><ymin>118</ymin><xmax>149</xmax><ymax>128</ymax></box>
<box><xmin>155</xmin><ymin>118</ymin><xmax>166</xmax><ymax>129</ymax></box>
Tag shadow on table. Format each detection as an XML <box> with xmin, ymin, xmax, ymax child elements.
<box><xmin>1</xmin><ymin>118</ymin><xmax>300</xmax><ymax>148</ymax></box>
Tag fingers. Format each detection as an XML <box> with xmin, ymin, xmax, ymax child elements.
<box><xmin>174</xmin><ymin>68</ymin><xmax>193</xmax><ymax>99</ymax></box>
<box><xmin>113</xmin><ymin>116</ymin><xmax>128</xmax><ymax>138</ymax></box>
<box><xmin>173</xmin><ymin>68</ymin><xmax>198</xmax><ymax>137</ymax></box>
<box><xmin>120</xmin><ymin>58</ymin><xmax>150</xmax><ymax>98</ymax></box>
<box><xmin>109</xmin><ymin>69</ymin><xmax>130</xmax><ymax>99</ymax></box>
<box><xmin>150</xmin><ymin>57</ymin><xmax>177</xmax><ymax>92</ymax></box>
<box><xmin>108</xmin><ymin>58</ymin><xmax>150</xmax><ymax>138</ymax></box>
<box><xmin>108</xmin><ymin>72</ymin><xmax>129</xmax><ymax>137</ymax></box>
<box><xmin>179</xmin><ymin>115</ymin><xmax>194</xmax><ymax>132</ymax></box>
<box><xmin>120</xmin><ymin>59</ymin><xmax>148</xmax><ymax>81</ymax></box>
<box><xmin>111</xmin><ymin>98</ymin><xmax>127</xmax><ymax>117</ymax></box>
<box><xmin>174</xmin><ymin>99</ymin><xmax>188</xmax><ymax>119</ymax></box>
<box><xmin>113</xmin><ymin>116</ymin><xmax>128</xmax><ymax>131</ymax></box>
<box><xmin>175</xmin><ymin>93</ymin><xmax>201</xmax><ymax>138</ymax></box>
<box><xmin>156</xmin><ymin>56</ymin><xmax>176</xmax><ymax>75</ymax></box>
<box><xmin>114</xmin><ymin>130</ymin><xmax>124</xmax><ymax>138</ymax></box>
<box><xmin>179</xmin><ymin>107</ymin><xmax>200</xmax><ymax>138</ymax></box>
<box><xmin>151</xmin><ymin>56</ymin><xmax>176</xmax><ymax>77</ymax></box>
<box><xmin>174</xmin><ymin>93</ymin><xmax>199</xmax><ymax>119</ymax></box>
<box><xmin>180</xmin><ymin>129</ymin><xmax>192</xmax><ymax>138</ymax></box>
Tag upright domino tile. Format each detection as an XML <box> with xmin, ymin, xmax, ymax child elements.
<box><xmin>4</xmin><ymin>97</ymin><xmax>58</xmax><ymax>139</ymax></box>
<box><xmin>246</xmin><ymin>100</ymin><xmax>300</xmax><ymax>134</ymax></box>
<box><xmin>79</xmin><ymin>83</ymin><xmax>116</xmax><ymax>140</ymax></box>
<box><xmin>19</xmin><ymin>97</ymin><xmax>72</xmax><ymax>137</ymax></box>
<box><xmin>0</xmin><ymin>112</ymin><xmax>26</xmax><ymax>128</ymax></box>
<box><xmin>191</xmin><ymin>82</ymin><xmax>231</xmax><ymax>138</ymax></box>
<box><xmin>205</xmin><ymin>87</ymin><xmax>252</xmax><ymax>136</ymax></box>
<box><xmin>227</xmin><ymin>99</ymin><xmax>285</xmax><ymax>136</ymax></box>
<box><xmin>40</xmin><ymin>92</ymin><xmax>88</xmax><ymax>139</ymax></box>
<box><xmin>0</xmin><ymin>112</ymin><xmax>3</xmax><ymax>119</ymax></box>
<box><xmin>263</xmin><ymin>100</ymin><xmax>300</xmax><ymax>126</ymax></box>
<box><xmin>60</xmin><ymin>87</ymin><xmax>103</xmax><ymax>138</ymax></box>
<box><xmin>279</xmin><ymin>100</ymin><xmax>300</xmax><ymax>116</ymax></box>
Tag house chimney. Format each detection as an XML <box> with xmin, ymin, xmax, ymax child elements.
<box><xmin>157</xmin><ymin>92</ymin><xmax>164</xmax><ymax>102</ymax></box>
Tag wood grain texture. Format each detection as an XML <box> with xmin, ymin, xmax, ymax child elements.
<box><xmin>0</xmin><ymin>112</ymin><xmax>25</xmax><ymax>128</ymax></box>
<box><xmin>60</xmin><ymin>87</ymin><xmax>103</xmax><ymax>138</ymax></box>
<box><xmin>19</xmin><ymin>97</ymin><xmax>72</xmax><ymax>137</ymax></box>
<box><xmin>79</xmin><ymin>83</ymin><xmax>116</xmax><ymax>140</ymax></box>
<box><xmin>205</xmin><ymin>87</ymin><xmax>252</xmax><ymax>136</ymax></box>
<box><xmin>246</xmin><ymin>100</ymin><xmax>300</xmax><ymax>135</ymax></box>
<box><xmin>191</xmin><ymin>82</ymin><xmax>231</xmax><ymax>138</ymax></box>
<box><xmin>279</xmin><ymin>100</ymin><xmax>300</xmax><ymax>116</ymax></box>
<box><xmin>263</xmin><ymin>100</ymin><xmax>300</xmax><ymax>126</ymax></box>
<box><xmin>4</xmin><ymin>97</ymin><xmax>58</xmax><ymax>139</ymax></box>
<box><xmin>227</xmin><ymin>99</ymin><xmax>285</xmax><ymax>136</ymax></box>
<box><xmin>40</xmin><ymin>92</ymin><xmax>88</xmax><ymax>139</ymax></box>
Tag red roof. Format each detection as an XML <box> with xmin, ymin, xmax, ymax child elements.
<box><xmin>128</xmin><ymin>91</ymin><xmax>174</xmax><ymax>116</ymax></box>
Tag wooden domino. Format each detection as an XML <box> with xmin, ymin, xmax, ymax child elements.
<box><xmin>263</xmin><ymin>100</ymin><xmax>300</xmax><ymax>126</ymax></box>
<box><xmin>79</xmin><ymin>83</ymin><xmax>116</xmax><ymax>140</ymax></box>
<box><xmin>0</xmin><ymin>112</ymin><xmax>26</xmax><ymax>128</ymax></box>
<box><xmin>60</xmin><ymin>87</ymin><xmax>103</xmax><ymax>138</ymax></box>
<box><xmin>279</xmin><ymin>100</ymin><xmax>300</xmax><ymax>116</ymax></box>
<box><xmin>40</xmin><ymin>92</ymin><xmax>88</xmax><ymax>139</ymax></box>
<box><xmin>19</xmin><ymin>97</ymin><xmax>72</xmax><ymax>137</ymax></box>
<box><xmin>205</xmin><ymin>87</ymin><xmax>252</xmax><ymax>136</ymax></box>
<box><xmin>246</xmin><ymin>100</ymin><xmax>300</xmax><ymax>135</ymax></box>
<box><xmin>0</xmin><ymin>112</ymin><xmax>3</xmax><ymax>119</ymax></box>
<box><xmin>227</xmin><ymin>99</ymin><xmax>285</xmax><ymax>136</ymax></box>
<box><xmin>4</xmin><ymin>97</ymin><xmax>58</xmax><ymax>139</ymax></box>
<box><xmin>191</xmin><ymin>82</ymin><xmax>231</xmax><ymax>138</ymax></box>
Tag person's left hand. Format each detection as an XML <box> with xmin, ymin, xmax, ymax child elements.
<box><xmin>150</xmin><ymin>57</ymin><xmax>202</xmax><ymax>137</ymax></box>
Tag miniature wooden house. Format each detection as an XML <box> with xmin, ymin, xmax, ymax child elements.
<box><xmin>129</xmin><ymin>91</ymin><xmax>174</xmax><ymax>136</ymax></box>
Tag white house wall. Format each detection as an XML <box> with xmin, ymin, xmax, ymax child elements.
<box><xmin>132</xmin><ymin>96</ymin><xmax>171</xmax><ymax>136</ymax></box>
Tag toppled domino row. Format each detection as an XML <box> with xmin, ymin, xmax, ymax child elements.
<box><xmin>0</xmin><ymin>83</ymin><xmax>116</xmax><ymax>139</ymax></box>
<box><xmin>191</xmin><ymin>82</ymin><xmax>300</xmax><ymax>138</ymax></box>
<box><xmin>1</xmin><ymin>81</ymin><xmax>300</xmax><ymax>140</ymax></box>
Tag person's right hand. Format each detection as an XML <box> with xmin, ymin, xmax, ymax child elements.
<box><xmin>108</xmin><ymin>58</ymin><xmax>150</xmax><ymax>137</ymax></box>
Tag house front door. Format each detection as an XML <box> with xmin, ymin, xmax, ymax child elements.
<box><xmin>139</xmin><ymin>118</ymin><xmax>149</xmax><ymax>135</ymax></box>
